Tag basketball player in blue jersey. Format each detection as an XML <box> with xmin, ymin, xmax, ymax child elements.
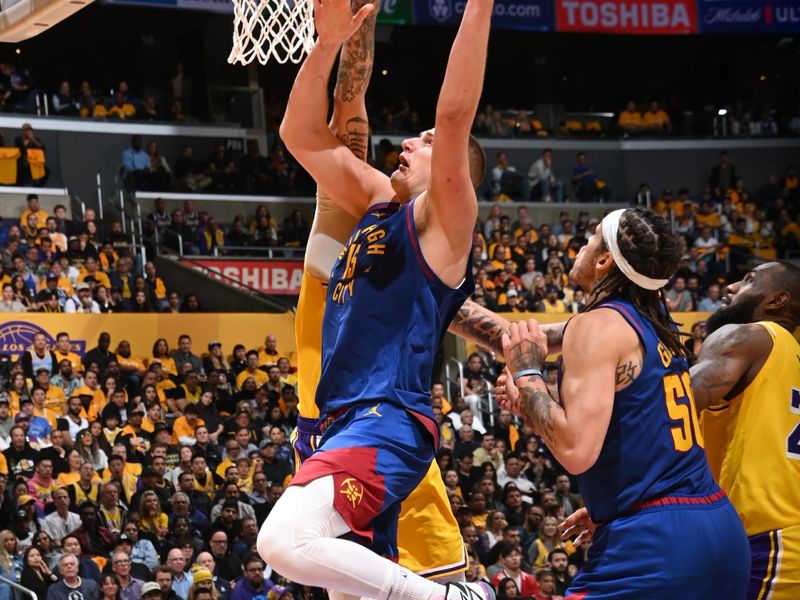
<box><xmin>495</xmin><ymin>207</ymin><xmax>750</xmax><ymax>599</ymax></box>
<box><xmin>292</xmin><ymin>0</ymin><xmax>523</xmax><ymax>589</ymax></box>
<box><xmin>257</xmin><ymin>0</ymin><xmax>496</xmax><ymax>600</ymax></box>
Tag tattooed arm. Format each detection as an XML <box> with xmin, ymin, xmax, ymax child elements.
<box><xmin>280</xmin><ymin>0</ymin><xmax>391</xmax><ymax>217</ymax></box>
<box><xmin>305</xmin><ymin>0</ymin><xmax>379</xmax><ymax>279</ymax></box>
<box><xmin>502</xmin><ymin>310</ymin><xmax>626</xmax><ymax>475</ymax></box>
<box><xmin>690</xmin><ymin>323</ymin><xmax>771</xmax><ymax>412</ymax></box>
<box><xmin>328</xmin><ymin>0</ymin><xmax>377</xmax><ymax>162</ymax></box>
<box><xmin>448</xmin><ymin>301</ymin><xmax>567</xmax><ymax>354</ymax></box>
<box><xmin>448</xmin><ymin>300</ymin><xmax>510</xmax><ymax>354</ymax></box>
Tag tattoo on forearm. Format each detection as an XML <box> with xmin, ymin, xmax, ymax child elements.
<box><xmin>449</xmin><ymin>303</ymin><xmax>508</xmax><ymax>354</ymax></box>
<box><xmin>334</xmin><ymin>3</ymin><xmax>376</xmax><ymax>103</ymax></box>
<box><xmin>519</xmin><ymin>384</ymin><xmax>558</xmax><ymax>447</ymax></box>
<box><xmin>542</xmin><ymin>324</ymin><xmax>565</xmax><ymax>348</ymax></box>
<box><xmin>337</xmin><ymin>116</ymin><xmax>369</xmax><ymax>161</ymax></box>
<box><xmin>692</xmin><ymin>358</ymin><xmax>736</xmax><ymax>410</ymax></box>
<box><xmin>690</xmin><ymin>325</ymin><xmax>749</xmax><ymax>410</ymax></box>
<box><xmin>615</xmin><ymin>361</ymin><xmax>639</xmax><ymax>386</ymax></box>
<box><xmin>506</xmin><ymin>339</ymin><xmax>547</xmax><ymax>373</ymax></box>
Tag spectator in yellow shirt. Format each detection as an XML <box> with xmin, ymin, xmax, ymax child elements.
<box><xmin>276</xmin><ymin>357</ymin><xmax>297</xmax><ymax>388</ymax></box>
<box><xmin>175</xmin><ymin>369</ymin><xmax>202</xmax><ymax>413</ymax></box>
<box><xmin>115</xmin><ymin>340</ymin><xmax>145</xmax><ymax>399</ymax></box>
<box><xmin>34</xmin><ymin>368</ymin><xmax>66</xmax><ymax>416</ymax></box>
<box><xmin>144</xmin><ymin>261</ymin><xmax>168</xmax><ymax>310</ymax></box>
<box><xmin>237</xmin><ymin>350</ymin><xmax>269</xmax><ymax>389</ymax></box>
<box><xmin>652</xmin><ymin>188</ymin><xmax>675</xmax><ymax>217</ymax></box>
<box><xmin>107</xmin><ymin>92</ymin><xmax>137</xmax><ymax>119</ymax></box>
<box><xmin>20</xmin><ymin>194</ymin><xmax>48</xmax><ymax>230</ymax></box>
<box><xmin>46</xmin><ymin>217</ymin><xmax>67</xmax><ymax>252</ymax></box>
<box><xmin>141</xmin><ymin>398</ymin><xmax>164</xmax><ymax>433</ymax></box>
<box><xmin>149</xmin><ymin>338</ymin><xmax>178</xmax><ymax>377</ymax></box>
<box><xmin>536</xmin><ymin>285</ymin><xmax>567</xmax><ymax>314</ymax></box>
<box><xmin>642</xmin><ymin>101</ymin><xmax>671</xmax><ymax>132</ymax></box>
<box><xmin>172</xmin><ymin>404</ymin><xmax>205</xmax><ymax>445</ymax></box>
<box><xmin>617</xmin><ymin>101</ymin><xmax>642</xmax><ymax>133</ymax></box>
<box><xmin>257</xmin><ymin>335</ymin><xmax>281</xmax><ymax>368</ymax></box>
<box><xmin>78</xmin><ymin>256</ymin><xmax>111</xmax><ymax>289</ymax></box>
<box><xmin>694</xmin><ymin>200</ymin><xmax>721</xmax><ymax>229</ymax></box>
<box><xmin>44</xmin><ymin>264</ymin><xmax>75</xmax><ymax>300</ymax></box>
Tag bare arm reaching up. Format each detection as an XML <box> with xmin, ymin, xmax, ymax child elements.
<box><xmin>416</xmin><ymin>0</ymin><xmax>492</xmax><ymax>287</ymax></box>
<box><xmin>306</xmin><ymin>0</ymin><xmax>379</xmax><ymax>279</ymax></box>
<box><xmin>279</xmin><ymin>0</ymin><xmax>391</xmax><ymax>218</ymax></box>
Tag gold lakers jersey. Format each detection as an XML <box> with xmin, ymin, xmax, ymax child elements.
<box><xmin>702</xmin><ymin>321</ymin><xmax>800</xmax><ymax>536</ymax></box>
<box><xmin>295</xmin><ymin>271</ymin><xmax>326</xmax><ymax>420</ymax></box>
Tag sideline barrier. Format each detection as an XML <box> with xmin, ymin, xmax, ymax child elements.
<box><xmin>0</xmin><ymin>313</ymin><xmax>295</xmax><ymax>361</ymax></box>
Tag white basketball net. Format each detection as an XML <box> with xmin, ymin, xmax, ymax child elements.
<box><xmin>228</xmin><ymin>0</ymin><xmax>316</xmax><ymax>65</ymax></box>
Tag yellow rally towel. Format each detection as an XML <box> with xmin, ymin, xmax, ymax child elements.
<box><xmin>26</xmin><ymin>148</ymin><xmax>46</xmax><ymax>180</ymax></box>
<box><xmin>0</xmin><ymin>147</ymin><xmax>20</xmax><ymax>184</ymax></box>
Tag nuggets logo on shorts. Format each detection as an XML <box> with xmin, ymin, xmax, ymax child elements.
<box><xmin>340</xmin><ymin>477</ymin><xmax>365</xmax><ymax>508</ymax></box>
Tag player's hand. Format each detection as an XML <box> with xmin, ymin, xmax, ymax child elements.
<box><xmin>502</xmin><ymin>319</ymin><xmax>548</xmax><ymax>374</ymax></box>
<box><xmin>314</xmin><ymin>0</ymin><xmax>375</xmax><ymax>46</ymax></box>
<box><xmin>558</xmin><ymin>507</ymin><xmax>596</xmax><ymax>545</ymax></box>
<box><xmin>494</xmin><ymin>368</ymin><xmax>522</xmax><ymax>417</ymax></box>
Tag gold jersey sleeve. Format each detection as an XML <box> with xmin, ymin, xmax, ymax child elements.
<box><xmin>701</xmin><ymin>321</ymin><xmax>800</xmax><ymax>536</ymax></box>
<box><xmin>295</xmin><ymin>270</ymin><xmax>328</xmax><ymax>419</ymax></box>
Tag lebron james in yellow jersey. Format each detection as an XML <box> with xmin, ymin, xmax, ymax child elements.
<box><xmin>693</xmin><ymin>261</ymin><xmax>800</xmax><ymax>600</ymax></box>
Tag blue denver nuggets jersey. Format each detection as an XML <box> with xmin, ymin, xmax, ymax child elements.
<box><xmin>316</xmin><ymin>199</ymin><xmax>473</xmax><ymax>433</ymax></box>
<box><xmin>566</xmin><ymin>300</ymin><xmax>719</xmax><ymax>522</ymax></box>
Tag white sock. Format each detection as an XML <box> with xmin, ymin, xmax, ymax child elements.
<box><xmin>385</xmin><ymin>567</ymin><xmax>444</xmax><ymax>600</ymax></box>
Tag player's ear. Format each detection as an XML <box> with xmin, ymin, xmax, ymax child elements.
<box><xmin>765</xmin><ymin>290</ymin><xmax>790</xmax><ymax>311</ymax></box>
<box><xmin>595</xmin><ymin>249</ymin><xmax>614</xmax><ymax>278</ymax></box>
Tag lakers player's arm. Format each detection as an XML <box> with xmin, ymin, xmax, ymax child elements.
<box><xmin>280</xmin><ymin>0</ymin><xmax>391</xmax><ymax>217</ymax></box>
<box><xmin>305</xmin><ymin>0</ymin><xmax>378</xmax><ymax>279</ymax></box>
<box><xmin>690</xmin><ymin>323</ymin><xmax>771</xmax><ymax>412</ymax></box>
<box><xmin>415</xmin><ymin>0</ymin><xmax>492</xmax><ymax>287</ymax></box>
<box><xmin>448</xmin><ymin>300</ymin><xmax>566</xmax><ymax>354</ymax></box>
<box><xmin>503</xmin><ymin>312</ymin><xmax>624</xmax><ymax>475</ymax></box>
<box><xmin>328</xmin><ymin>0</ymin><xmax>377</xmax><ymax>163</ymax></box>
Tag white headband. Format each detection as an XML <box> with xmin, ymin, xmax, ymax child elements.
<box><xmin>601</xmin><ymin>209</ymin><xmax>669</xmax><ymax>291</ymax></box>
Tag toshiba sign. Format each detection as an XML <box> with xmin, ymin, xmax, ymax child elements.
<box><xmin>183</xmin><ymin>259</ymin><xmax>304</xmax><ymax>294</ymax></box>
<box><xmin>556</xmin><ymin>0</ymin><xmax>696</xmax><ymax>34</ymax></box>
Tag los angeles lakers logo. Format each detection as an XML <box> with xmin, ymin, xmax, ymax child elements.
<box><xmin>339</xmin><ymin>477</ymin><xmax>365</xmax><ymax>508</ymax></box>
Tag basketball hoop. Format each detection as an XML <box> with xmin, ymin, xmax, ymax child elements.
<box><xmin>228</xmin><ymin>0</ymin><xmax>316</xmax><ymax>65</ymax></box>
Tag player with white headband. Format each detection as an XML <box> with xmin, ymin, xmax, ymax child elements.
<box><xmin>494</xmin><ymin>206</ymin><xmax>749</xmax><ymax>598</ymax></box>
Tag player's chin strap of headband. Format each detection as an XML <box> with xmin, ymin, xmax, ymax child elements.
<box><xmin>601</xmin><ymin>209</ymin><xmax>669</xmax><ymax>291</ymax></box>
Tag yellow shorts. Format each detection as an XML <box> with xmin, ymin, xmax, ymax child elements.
<box><xmin>749</xmin><ymin>524</ymin><xmax>800</xmax><ymax>600</ymax></box>
<box><xmin>397</xmin><ymin>460</ymin><xmax>467</xmax><ymax>578</ymax></box>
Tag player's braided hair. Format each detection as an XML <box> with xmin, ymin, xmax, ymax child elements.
<box><xmin>585</xmin><ymin>207</ymin><xmax>687</xmax><ymax>357</ymax></box>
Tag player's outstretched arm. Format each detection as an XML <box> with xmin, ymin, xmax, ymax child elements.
<box><xmin>417</xmin><ymin>0</ymin><xmax>492</xmax><ymax>286</ymax></box>
<box><xmin>690</xmin><ymin>323</ymin><xmax>769</xmax><ymax>412</ymax></box>
<box><xmin>448</xmin><ymin>300</ymin><xmax>509</xmax><ymax>354</ymax></box>
<box><xmin>329</xmin><ymin>0</ymin><xmax>378</xmax><ymax>163</ymax></box>
<box><xmin>306</xmin><ymin>0</ymin><xmax>380</xmax><ymax>279</ymax></box>
<box><xmin>280</xmin><ymin>0</ymin><xmax>387</xmax><ymax>217</ymax></box>
<box><xmin>447</xmin><ymin>300</ymin><xmax>567</xmax><ymax>354</ymax></box>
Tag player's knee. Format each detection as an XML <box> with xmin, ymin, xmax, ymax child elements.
<box><xmin>257</xmin><ymin>506</ymin><xmax>296</xmax><ymax>569</ymax></box>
